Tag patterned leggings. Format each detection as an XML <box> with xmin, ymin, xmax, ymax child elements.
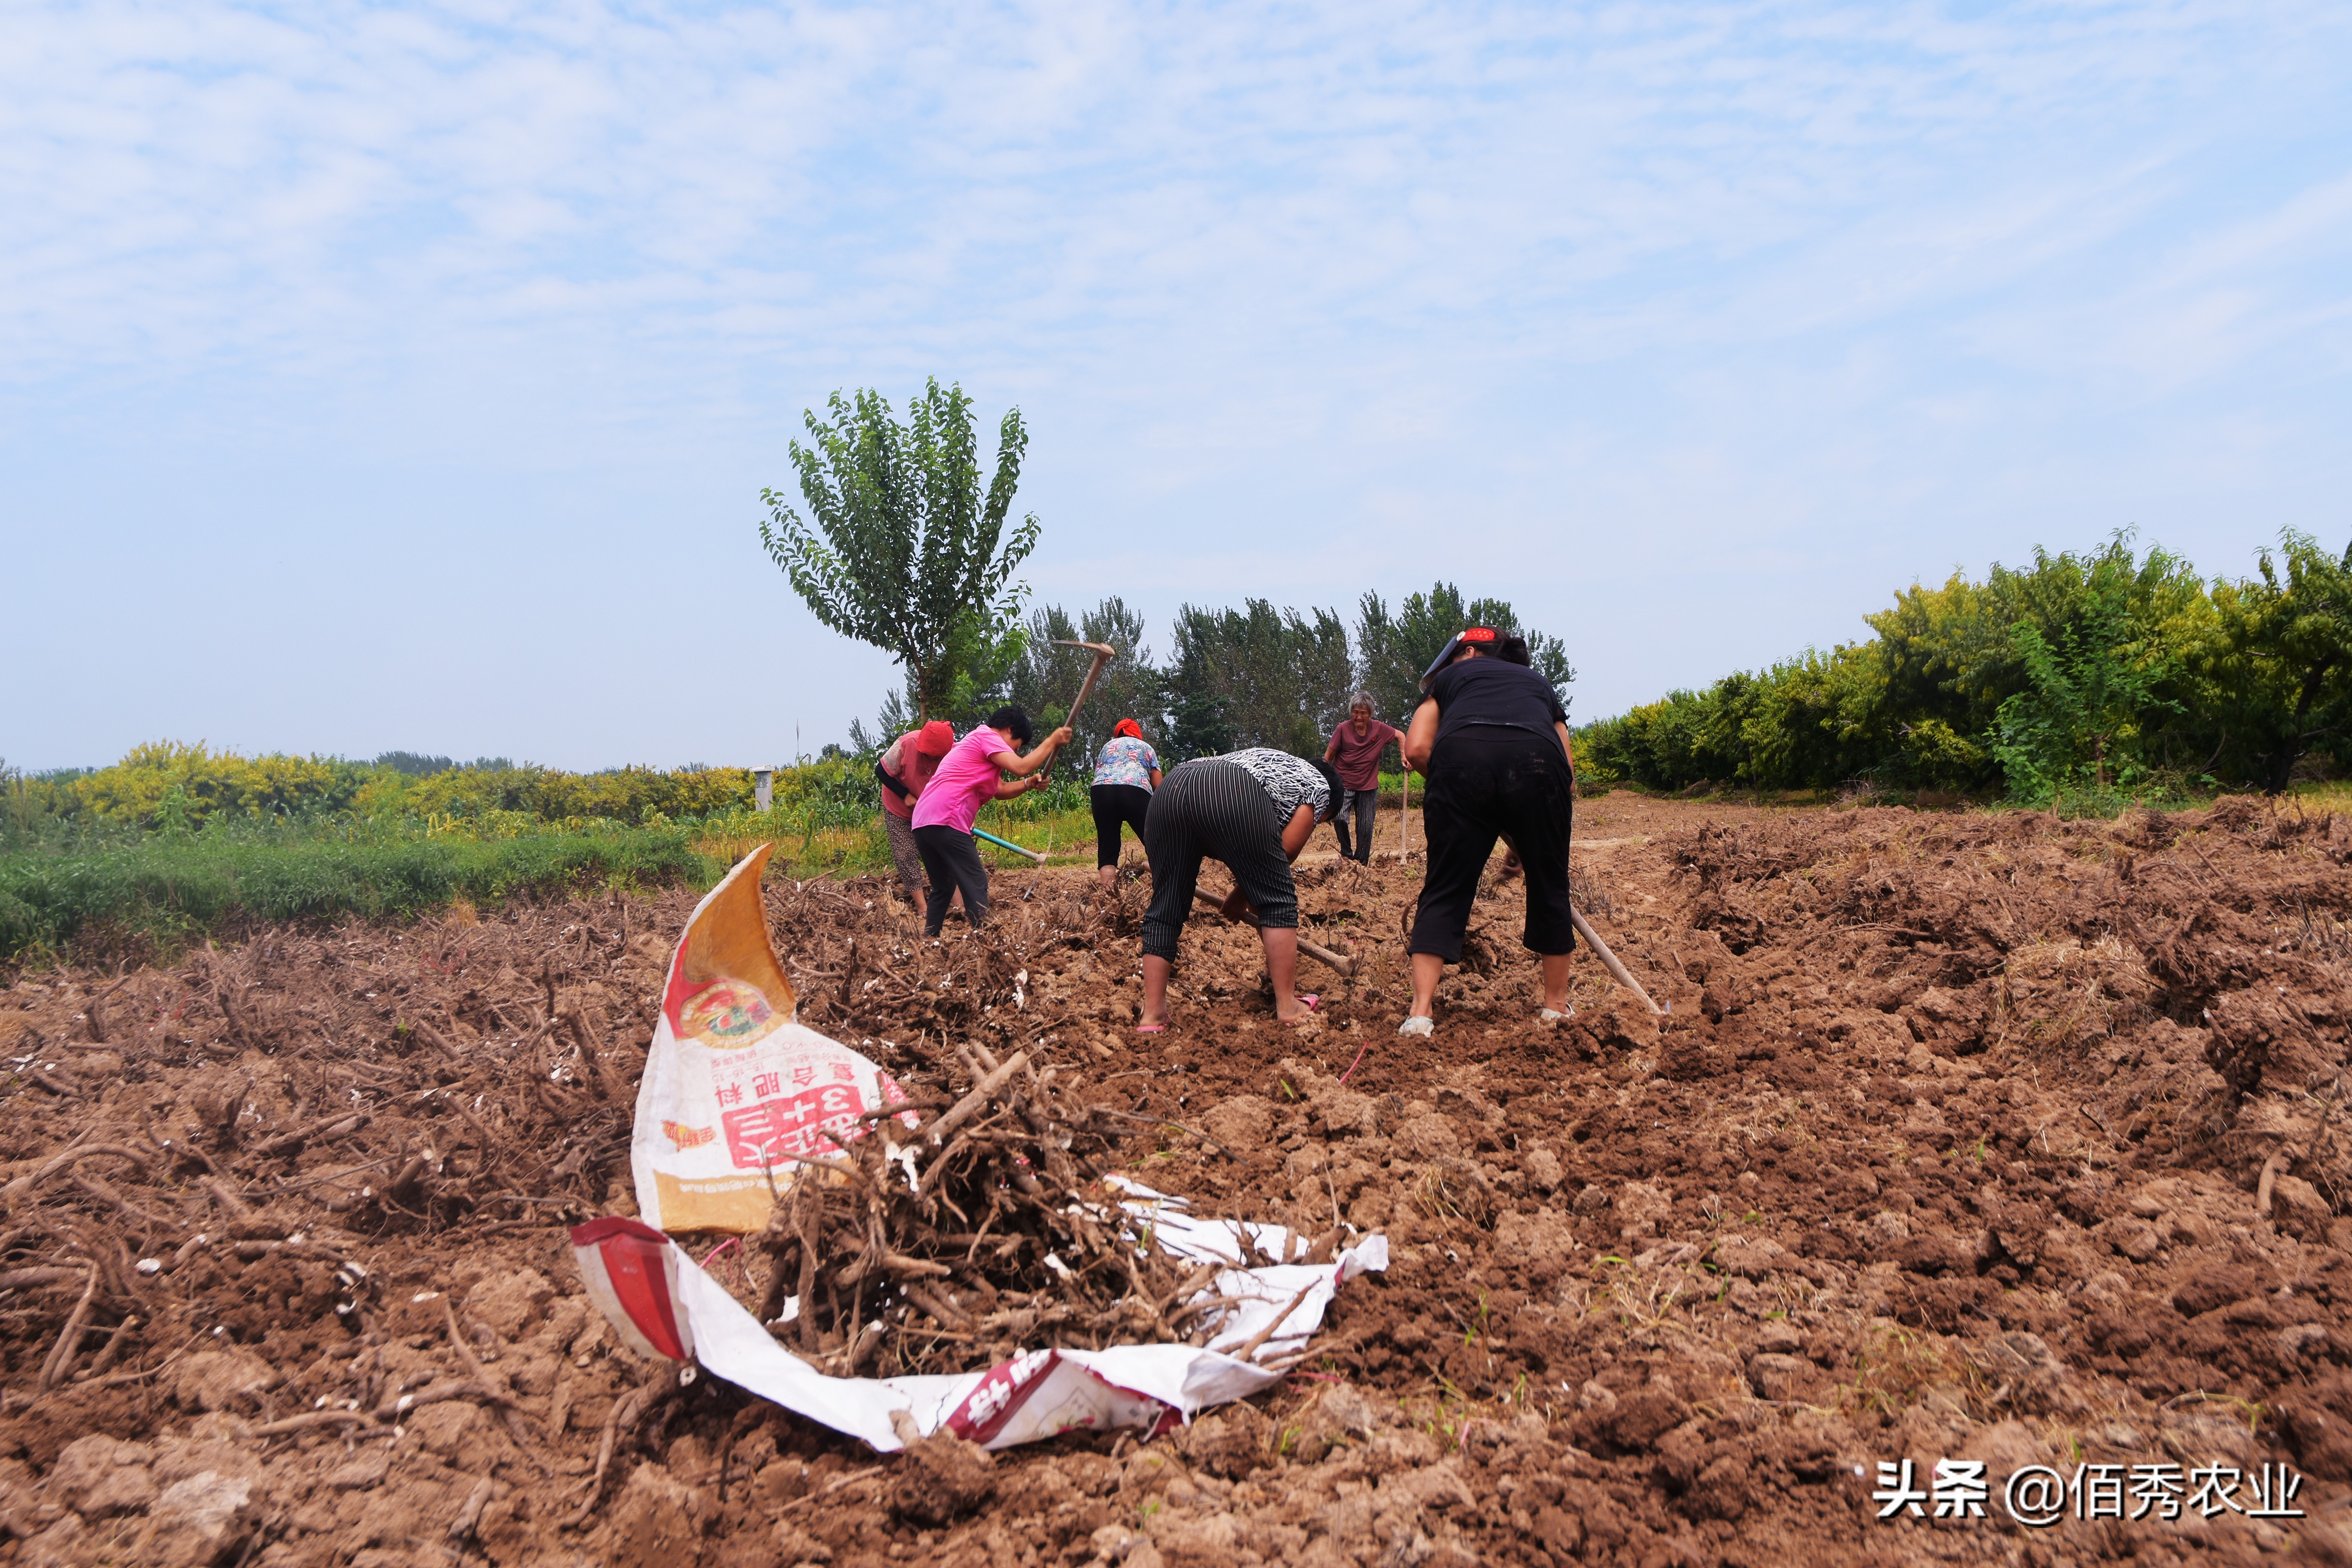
<box><xmin>1140</xmin><ymin>760</ymin><xmax>1297</xmax><ymax>962</ymax></box>
<box><xmin>882</xmin><ymin>811</ymin><xmax>926</xmax><ymax>901</ymax></box>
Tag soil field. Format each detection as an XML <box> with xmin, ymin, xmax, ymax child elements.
<box><xmin>5</xmin><ymin>795</ymin><xmax>2352</xmax><ymax>1567</ymax></box>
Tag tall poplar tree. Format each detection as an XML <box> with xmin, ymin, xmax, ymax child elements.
<box><xmin>761</xmin><ymin>380</ymin><xmax>1040</xmax><ymax>720</ymax></box>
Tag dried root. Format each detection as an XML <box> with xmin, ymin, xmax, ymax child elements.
<box><xmin>736</xmin><ymin>1043</ymin><xmax>1243</xmax><ymax>1379</ymax></box>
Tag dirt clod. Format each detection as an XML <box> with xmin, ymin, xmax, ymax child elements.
<box><xmin>1200</xmin><ymin>1093</ymin><xmax>1277</xmax><ymax>1151</ymax></box>
<box><xmin>890</xmin><ymin>1430</ymin><xmax>995</xmax><ymax>1524</ymax></box>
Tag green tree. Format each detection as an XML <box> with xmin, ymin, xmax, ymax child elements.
<box><xmin>1864</xmin><ymin>533</ymin><xmax>2207</xmax><ymax>790</ymax></box>
<box><xmin>1164</xmin><ymin>600</ymin><xmax>1353</xmax><ymax>758</ymax></box>
<box><xmin>2196</xmin><ymin>531</ymin><xmax>2352</xmax><ymax>792</ymax></box>
<box><xmin>373</xmin><ymin>752</ymin><xmax>457</xmax><ymax>778</ymax></box>
<box><xmin>0</xmin><ymin>760</ymin><xmax>32</xmax><ymax>848</ymax></box>
<box><xmin>1166</xmin><ymin>682</ymin><xmax>1235</xmax><ymax>763</ymax></box>
<box><xmin>1987</xmin><ymin>564</ymin><xmax>2174</xmax><ymax>804</ymax></box>
<box><xmin>760</xmin><ymin>380</ymin><xmax>1041</xmax><ymax>720</ymax></box>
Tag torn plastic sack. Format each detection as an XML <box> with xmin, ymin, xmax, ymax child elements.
<box><xmin>572</xmin><ymin>1194</ymin><xmax>1387</xmax><ymax>1452</ymax></box>
<box><xmin>629</xmin><ymin>843</ymin><xmax>915</xmax><ymax>1232</ymax></box>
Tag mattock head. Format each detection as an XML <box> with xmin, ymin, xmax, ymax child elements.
<box><xmin>1044</xmin><ymin>640</ymin><xmax>1119</xmax><ymax>766</ymax></box>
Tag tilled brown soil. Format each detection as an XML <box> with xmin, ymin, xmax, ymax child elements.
<box><xmin>6</xmin><ymin>796</ymin><xmax>2352</xmax><ymax>1566</ymax></box>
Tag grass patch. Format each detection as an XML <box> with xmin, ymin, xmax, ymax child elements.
<box><xmin>703</xmin><ymin>803</ymin><xmax>1113</xmax><ymax>880</ymax></box>
<box><xmin>0</xmin><ymin>828</ymin><xmax>716</xmax><ymax>963</ymax></box>
<box><xmin>2287</xmin><ymin>780</ymin><xmax>2352</xmax><ymax>813</ymax></box>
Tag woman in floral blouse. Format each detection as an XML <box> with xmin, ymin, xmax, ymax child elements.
<box><xmin>1089</xmin><ymin>718</ymin><xmax>1163</xmax><ymax>892</ymax></box>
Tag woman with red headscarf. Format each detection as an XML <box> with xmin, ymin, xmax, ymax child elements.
<box><xmin>1089</xmin><ymin>718</ymin><xmax>1162</xmax><ymax>892</ymax></box>
<box><xmin>875</xmin><ymin>719</ymin><xmax>958</xmax><ymax>907</ymax></box>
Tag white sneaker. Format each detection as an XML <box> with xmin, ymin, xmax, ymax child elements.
<box><xmin>1398</xmin><ymin>1015</ymin><xmax>1434</xmax><ymax>1038</ymax></box>
<box><xmin>1538</xmin><ymin>1007</ymin><xmax>1573</xmax><ymax>1024</ymax></box>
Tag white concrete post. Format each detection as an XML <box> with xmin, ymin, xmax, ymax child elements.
<box><xmin>753</xmin><ymin>767</ymin><xmax>775</xmax><ymax>813</ymax></box>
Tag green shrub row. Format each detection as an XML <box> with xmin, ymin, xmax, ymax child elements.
<box><xmin>1575</xmin><ymin>531</ymin><xmax>2352</xmax><ymax>805</ymax></box>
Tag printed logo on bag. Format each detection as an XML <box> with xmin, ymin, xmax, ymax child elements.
<box><xmin>660</xmin><ymin>1121</ymin><xmax>717</xmax><ymax>1150</ymax></box>
<box><xmin>720</xmin><ymin>1059</ymin><xmax>866</xmax><ymax>1168</ymax></box>
<box><xmin>702</xmin><ymin>1057</ymin><xmax>915</xmax><ymax>1171</ymax></box>
<box><xmin>948</xmin><ymin>1347</ymin><xmax>1059</xmax><ymax>1443</ymax></box>
<box><xmin>677</xmin><ymin>979</ymin><xmax>776</xmax><ymax>1044</ymax></box>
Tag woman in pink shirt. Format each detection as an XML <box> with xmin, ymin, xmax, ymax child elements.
<box><xmin>908</xmin><ymin>705</ymin><xmax>1073</xmax><ymax>935</ymax></box>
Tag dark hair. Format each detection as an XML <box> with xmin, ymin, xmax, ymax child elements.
<box><xmin>987</xmin><ymin>704</ymin><xmax>1035</xmax><ymax>745</ymax></box>
<box><xmin>1497</xmin><ymin>635</ymin><xmax>1533</xmax><ymax>668</ymax></box>
<box><xmin>1313</xmin><ymin>760</ymin><xmax>1343</xmax><ymax>820</ymax></box>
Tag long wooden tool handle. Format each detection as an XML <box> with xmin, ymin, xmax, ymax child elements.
<box><xmin>1297</xmin><ymin>935</ymin><xmax>1356</xmax><ymax>978</ymax></box>
<box><xmin>1064</xmin><ymin>651</ymin><xmax>1112</xmax><ymax>740</ymax></box>
<box><xmin>1570</xmin><ymin>904</ymin><xmax>1667</xmax><ymax>1015</ymax></box>
<box><xmin>1192</xmin><ymin>890</ymin><xmax>1357</xmax><ymax>978</ymax></box>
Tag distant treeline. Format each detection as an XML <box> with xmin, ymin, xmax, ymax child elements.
<box><xmin>1578</xmin><ymin>531</ymin><xmax>2352</xmax><ymax>804</ymax></box>
<box><xmin>0</xmin><ymin>742</ymin><xmax>771</xmax><ymax>838</ymax></box>
<box><xmin>0</xmin><ymin>740</ymin><xmax>1090</xmax><ymax>854</ymax></box>
<box><xmin>850</xmin><ymin>581</ymin><xmax>1574</xmax><ymax>769</ymax></box>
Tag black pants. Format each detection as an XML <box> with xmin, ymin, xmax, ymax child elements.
<box><xmin>913</xmin><ymin>825</ymin><xmax>990</xmax><ymax>936</ymax></box>
<box><xmin>1408</xmin><ymin>729</ymin><xmax>1575</xmax><ymax>961</ymax></box>
<box><xmin>1140</xmin><ymin>760</ymin><xmax>1298</xmax><ymax>962</ymax></box>
<box><xmin>1330</xmin><ymin>787</ymin><xmax>1377</xmax><ymax>862</ymax></box>
<box><xmin>1090</xmin><ymin>784</ymin><xmax>1152</xmax><ymax>869</ymax></box>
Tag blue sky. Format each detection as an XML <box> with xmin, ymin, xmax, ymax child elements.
<box><xmin>8</xmin><ymin>0</ymin><xmax>2352</xmax><ymax>771</ymax></box>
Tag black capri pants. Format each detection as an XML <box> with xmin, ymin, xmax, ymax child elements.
<box><xmin>1140</xmin><ymin>760</ymin><xmax>1298</xmax><ymax>962</ymax></box>
<box><xmin>1089</xmin><ymin>783</ymin><xmax>1152</xmax><ymax>869</ymax></box>
<box><xmin>1408</xmin><ymin>728</ymin><xmax>1575</xmax><ymax>962</ymax></box>
<box><xmin>912</xmin><ymin>824</ymin><xmax>991</xmax><ymax>936</ymax></box>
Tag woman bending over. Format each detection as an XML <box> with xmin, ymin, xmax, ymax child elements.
<box><xmin>908</xmin><ymin>705</ymin><xmax>1073</xmax><ymax>936</ymax></box>
<box><xmin>1136</xmin><ymin>747</ymin><xmax>1341</xmax><ymax>1032</ymax></box>
<box><xmin>1398</xmin><ymin>630</ymin><xmax>1575</xmax><ymax>1037</ymax></box>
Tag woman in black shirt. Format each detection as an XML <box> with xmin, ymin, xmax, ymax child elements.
<box><xmin>1398</xmin><ymin>629</ymin><xmax>1576</xmax><ymax>1036</ymax></box>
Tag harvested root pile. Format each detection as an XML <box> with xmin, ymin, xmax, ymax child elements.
<box><xmin>734</xmin><ymin>1038</ymin><xmax>1339</xmax><ymax>1380</ymax></box>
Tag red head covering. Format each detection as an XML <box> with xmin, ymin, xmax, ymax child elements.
<box><xmin>1113</xmin><ymin>718</ymin><xmax>1143</xmax><ymax>740</ymax></box>
<box><xmin>1419</xmin><ymin>627</ymin><xmax>1501</xmax><ymax>692</ymax></box>
<box><xmin>912</xmin><ymin>720</ymin><xmax>957</xmax><ymax>757</ymax></box>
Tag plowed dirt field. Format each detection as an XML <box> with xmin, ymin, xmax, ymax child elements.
<box><xmin>6</xmin><ymin>794</ymin><xmax>2352</xmax><ymax>1567</ymax></box>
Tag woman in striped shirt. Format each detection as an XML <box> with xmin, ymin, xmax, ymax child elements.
<box><xmin>1136</xmin><ymin>747</ymin><xmax>1342</xmax><ymax>1033</ymax></box>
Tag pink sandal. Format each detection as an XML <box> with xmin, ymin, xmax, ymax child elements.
<box><xmin>1283</xmin><ymin>995</ymin><xmax>1320</xmax><ymax>1025</ymax></box>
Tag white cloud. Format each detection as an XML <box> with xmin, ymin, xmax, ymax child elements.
<box><xmin>5</xmin><ymin>0</ymin><xmax>2352</xmax><ymax>764</ymax></box>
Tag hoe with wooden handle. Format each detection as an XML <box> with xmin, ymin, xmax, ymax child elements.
<box><xmin>1052</xmin><ymin>640</ymin><xmax>1118</xmax><ymax>738</ymax></box>
<box><xmin>1495</xmin><ymin>830</ymin><xmax>1669</xmax><ymax>1017</ymax></box>
<box><xmin>1194</xmin><ymin>888</ymin><xmax>1358</xmax><ymax>978</ymax></box>
<box><xmin>1570</xmin><ymin>905</ymin><xmax>1669</xmax><ymax>1016</ymax></box>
